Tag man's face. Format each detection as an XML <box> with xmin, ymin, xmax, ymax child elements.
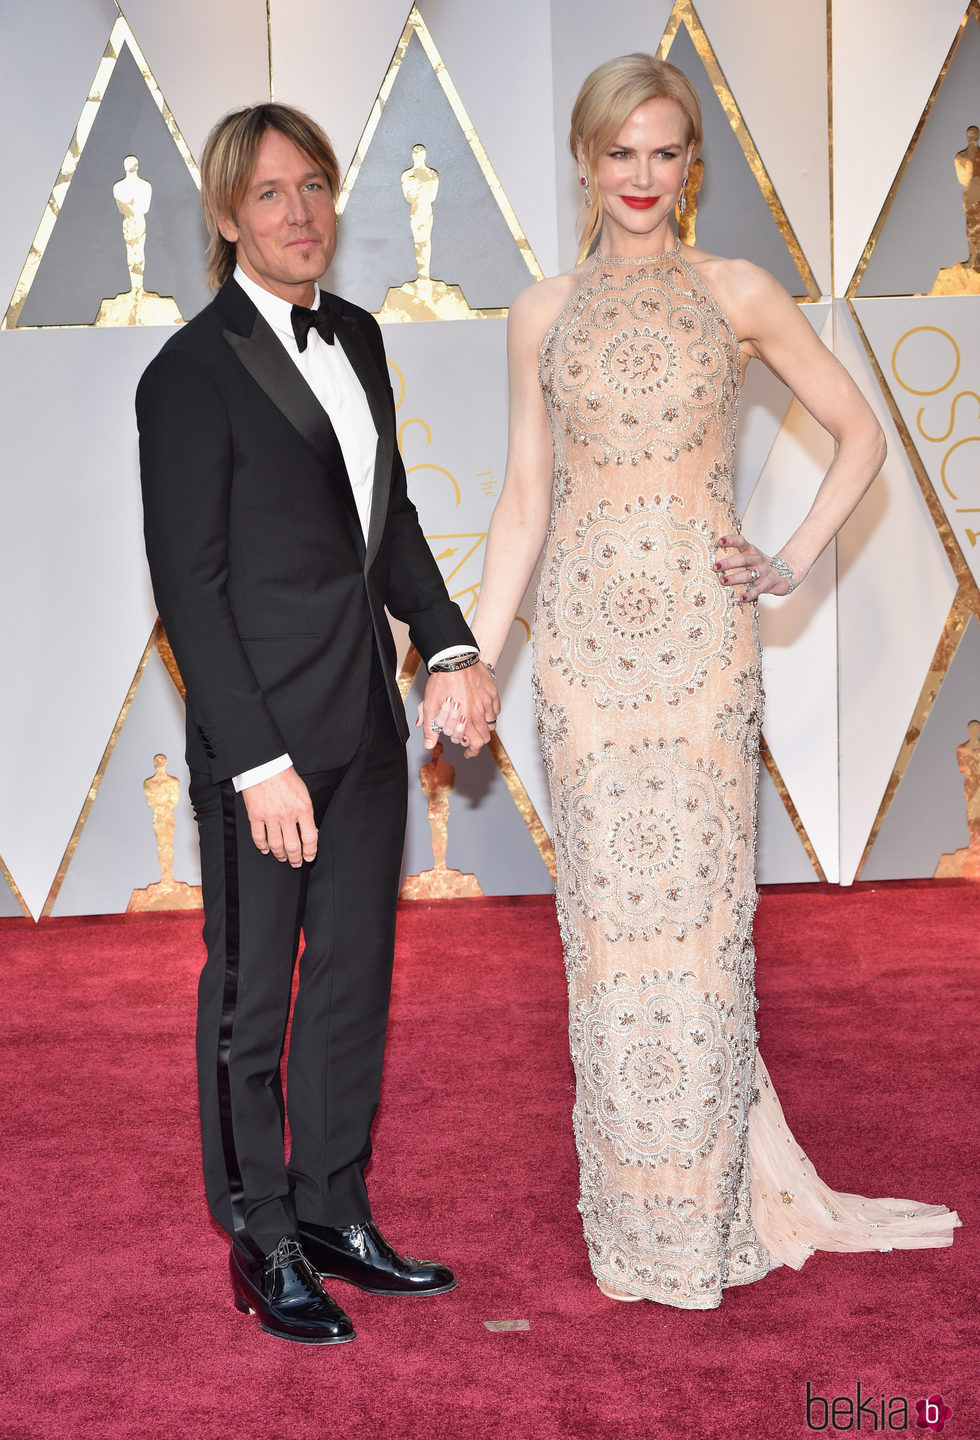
<box><xmin>219</xmin><ymin>128</ymin><xmax>336</xmax><ymax>304</ymax></box>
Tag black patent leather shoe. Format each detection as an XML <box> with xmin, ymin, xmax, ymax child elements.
<box><xmin>298</xmin><ymin>1220</ymin><xmax>457</xmax><ymax>1296</ymax></box>
<box><xmin>230</xmin><ymin>1237</ymin><xmax>355</xmax><ymax>1344</ymax></box>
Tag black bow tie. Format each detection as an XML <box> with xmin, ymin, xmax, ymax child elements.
<box><xmin>290</xmin><ymin>299</ymin><xmax>335</xmax><ymax>351</ymax></box>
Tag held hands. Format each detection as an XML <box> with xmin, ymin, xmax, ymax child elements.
<box><xmin>241</xmin><ymin>766</ymin><xmax>318</xmax><ymax>866</ymax></box>
<box><xmin>417</xmin><ymin>662</ymin><xmax>500</xmax><ymax>759</ymax></box>
<box><xmin>714</xmin><ymin>535</ymin><xmax>800</xmax><ymax>602</ymax></box>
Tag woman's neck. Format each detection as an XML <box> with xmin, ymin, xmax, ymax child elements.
<box><xmin>595</xmin><ymin>220</ymin><xmax>678</xmax><ymax>260</ymax></box>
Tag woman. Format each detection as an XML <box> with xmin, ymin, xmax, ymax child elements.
<box><xmin>444</xmin><ymin>54</ymin><xmax>959</xmax><ymax>1308</ymax></box>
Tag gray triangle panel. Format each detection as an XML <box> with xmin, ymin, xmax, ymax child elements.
<box><xmin>0</xmin><ymin>860</ymin><xmax>27</xmax><ymax>918</ymax></box>
<box><xmin>669</xmin><ymin>26</ymin><xmax>809</xmax><ymax>297</ymax></box>
<box><xmin>19</xmin><ymin>42</ymin><xmax>209</xmax><ymax>327</ymax></box>
<box><xmin>51</xmin><ymin>649</ymin><xmax>201</xmax><ymax>916</ymax></box>
<box><xmin>329</xmin><ymin>33</ymin><xmax>533</xmax><ymax>313</ymax></box>
<box><xmin>857</xmin><ymin>18</ymin><xmax>980</xmax><ymax>297</ymax></box>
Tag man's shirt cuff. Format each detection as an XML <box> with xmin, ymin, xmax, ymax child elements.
<box><xmin>427</xmin><ymin>645</ymin><xmax>479</xmax><ymax>669</ymax></box>
<box><xmin>233</xmin><ymin>753</ymin><xmax>293</xmax><ymax>792</ymax></box>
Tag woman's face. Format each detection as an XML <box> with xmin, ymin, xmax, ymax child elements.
<box><xmin>590</xmin><ymin>96</ymin><xmax>693</xmax><ymax>250</ymax></box>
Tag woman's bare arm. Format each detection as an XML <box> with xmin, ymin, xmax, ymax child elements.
<box><xmin>470</xmin><ymin>277</ymin><xmax>572</xmax><ymax>661</ymax></box>
<box><xmin>704</xmin><ymin>258</ymin><xmax>886</xmax><ymax>599</ymax></box>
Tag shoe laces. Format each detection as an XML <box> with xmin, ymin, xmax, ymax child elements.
<box><xmin>265</xmin><ymin>1237</ymin><xmax>307</xmax><ymax>1274</ymax></box>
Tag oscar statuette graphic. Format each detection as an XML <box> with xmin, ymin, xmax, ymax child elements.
<box><xmin>94</xmin><ymin>156</ymin><xmax>183</xmax><ymax>325</ymax></box>
<box><xmin>376</xmin><ymin>146</ymin><xmax>482</xmax><ymax>322</ymax></box>
<box><xmin>127</xmin><ymin>754</ymin><xmax>202</xmax><ymax>910</ymax></box>
<box><xmin>400</xmin><ymin>742</ymin><xmax>483</xmax><ymax>898</ymax></box>
<box><xmin>934</xmin><ymin>720</ymin><xmax>980</xmax><ymax>878</ymax></box>
<box><xmin>931</xmin><ymin>125</ymin><xmax>980</xmax><ymax>295</ymax></box>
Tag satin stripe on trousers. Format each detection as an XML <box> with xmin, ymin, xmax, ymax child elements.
<box><xmin>189</xmin><ymin>678</ymin><xmax>407</xmax><ymax>1255</ymax></box>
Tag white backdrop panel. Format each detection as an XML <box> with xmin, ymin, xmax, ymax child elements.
<box><xmin>271</xmin><ymin>0</ymin><xmax>412</xmax><ymax>169</ymax></box>
<box><xmin>836</xmin><ymin>303</ymin><xmax>958</xmax><ymax>882</ymax></box>
<box><xmin>742</xmin><ymin>308</ymin><xmax>840</xmax><ymax>879</ymax></box>
<box><xmin>121</xmin><ymin>0</ymin><xmax>272</xmax><ymax>159</ymax></box>
<box><xmin>0</xmin><ymin>327</ymin><xmax>163</xmax><ymax>917</ymax></box>
<box><xmin>734</xmin><ymin>305</ymin><xmax>828</xmax><ymax>517</ymax></box>
<box><xmin>697</xmin><ymin>0</ymin><xmax>831</xmax><ymax>294</ymax></box>
<box><xmin>855</xmin><ymin>297</ymin><xmax>980</xmax><ymax>593</ymax></box>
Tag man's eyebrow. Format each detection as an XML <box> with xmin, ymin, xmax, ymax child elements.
<box><xmin>250</xmin><ymin>168</ymin><xmax>326</xmax><ymax>189</ymax></box>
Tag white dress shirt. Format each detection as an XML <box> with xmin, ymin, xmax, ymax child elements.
<box><xmin>230</xmin><ymin>269</ymin><xmax>474</xmax><ymax>791</ymax></box>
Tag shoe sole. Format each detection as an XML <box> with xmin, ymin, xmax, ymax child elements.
<box><xmin>234</xmin><ymin>1296</ymin><xmax>356</xmax><ymax>1344</ymax></box>
<box><xmin>316</xmin><ymin>1273</ymin><xmax>459</xmax><ymax>1297</ymax></box>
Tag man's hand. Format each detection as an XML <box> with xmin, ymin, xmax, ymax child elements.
<box><xmin>418</xmin><ymin>663</ymin><xmax>500</xmax><ymax>759</ymax></box>
<box><xmin>241</xmin><ymin>766</ymin><xmax>318</xmax><ymax>866</ymax></box>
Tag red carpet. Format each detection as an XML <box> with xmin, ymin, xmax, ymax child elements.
<box><xmin>1</xmin><ymin>883</ymin><xmax>976</xmax><ymax>1440</ymax></box>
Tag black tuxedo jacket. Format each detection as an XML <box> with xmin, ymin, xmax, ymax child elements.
<box><xmin>137</xmin><ymin>277</ymin><xmax>474</xmax><ymax>782</ymax></box>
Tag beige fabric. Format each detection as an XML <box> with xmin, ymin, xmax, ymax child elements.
<box><xmin>533</xmin><ymin>246</ymin><xmax>959</xmax><ymax>1309</ymax></box>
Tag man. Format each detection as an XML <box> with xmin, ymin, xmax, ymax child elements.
<box><xmin>137</xmin><ymin>103</ymin><xmax>498</xmax><ymax>1345</ymax></box>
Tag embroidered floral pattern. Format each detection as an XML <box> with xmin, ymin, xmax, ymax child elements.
<box><xmin>713</xmin><ymin>665</ymin><xmax>764</xmax><ymax>761</ymax></box>
<box><xmin>571</xmin><ymin>970</ymin><xmax>737</xmax><ymax>1167</ymax></box>
<box><xmin>539</xmin><ymin>495</ymin><xmax>735</xmax><ymax>710</ymax></box>
<box><xmin>540</xmin><ymin>256</ymin><xmax>739</xmax><ymax>471</ymax></box>
<box><xmin>556</xmin><ymin>740</ymin><xmax>739</xmax><ymax>943</ymax></box>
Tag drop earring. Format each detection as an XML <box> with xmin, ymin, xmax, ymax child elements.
<box><xmin>579</xmin><ymin>174</ymin><xmax>592</xmax><ymax>207</ymax></box>
<box><xmin>678</xmin><ymin>172</ymin><xmax>689</xmax><ymax>215</ymax></box>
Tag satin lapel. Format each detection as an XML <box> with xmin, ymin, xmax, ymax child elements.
<box><xmin>223</xmin><ymin>310</ymin><xmax>359</xmax><ymax>523</ymax></box>
<box><xmin>335</xmin><ymin>312</ymin><xmax>395</xmax><ymax>570</ymax></box>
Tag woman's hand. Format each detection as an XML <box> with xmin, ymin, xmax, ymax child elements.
<box><xmin>714</xmin><ymin>534</ymin><xmax>798</xmax><ymax>602</ymax></box>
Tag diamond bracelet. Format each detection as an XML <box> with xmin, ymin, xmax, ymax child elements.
<box><xmin>770</xmin><ymin>554</ymin><xmax>796</xmax><ymax>594</ymax></box>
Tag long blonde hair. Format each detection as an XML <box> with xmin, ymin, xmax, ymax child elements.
<box><xmin>569</xmin><ymin>54</ymin><xmax>703</xmax><ymax>258</ymax></box>
<box><xmin>200</xmin><ymin>103</ymin><xmax>341</xmax><ymax>291</ymax></box>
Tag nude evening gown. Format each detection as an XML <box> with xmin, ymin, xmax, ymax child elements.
<box><xmin>532</xmin><ymin>242</ymin><xmax>959</xmax><ymax>1309</ymax></box>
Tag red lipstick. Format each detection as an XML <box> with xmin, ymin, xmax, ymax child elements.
<box><xmin>621</xmin><ymin>196</ymin><xmax>658</xmax><ymax>209</ymax></box>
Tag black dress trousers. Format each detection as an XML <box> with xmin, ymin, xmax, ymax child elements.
<box><xmin>190</xmin><ymin>671</ymin><xmax>407</xmax><ymax>1256</ymax></box>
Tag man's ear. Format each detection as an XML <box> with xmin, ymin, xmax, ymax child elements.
<box><xmin>217</xmin><ymin>214</ymin><xmax>240</xmax><ymax>244</ymax></box>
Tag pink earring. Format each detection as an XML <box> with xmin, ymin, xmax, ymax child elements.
<box><xmin>579</xmin><ymin>175</ymin><xmax>592</xmax><ymax>207</ymax></box>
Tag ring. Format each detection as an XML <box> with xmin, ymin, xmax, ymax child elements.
<box><xmin>429</xmin><ymin>721</ymin><xmax>441</xmax><ymax>733</ymax></box>
<box><xmin>749</xmin><ymin>568</ymin><xmax>760</xmax><ymax>582</ymax></box>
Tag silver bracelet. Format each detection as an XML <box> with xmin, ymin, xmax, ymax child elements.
<box><xmin>482</xmin><ymin>659</ymin><xmax>497</xmax><ymax>680</ymax></box>
<box><xmin>770</xmin><ymin>554</ymin><xmax>796</xmax><ymax>594</ymax></box>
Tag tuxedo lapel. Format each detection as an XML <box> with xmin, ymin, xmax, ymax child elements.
<box><xmin>217</xmin><ymin>282</ymin><xmax>360</xmax><ymax>527</ymax></box>
<box><xmin>334</xmin><ymin>311</ymin><xmax>396</xmax><ymax>570</ymax></box>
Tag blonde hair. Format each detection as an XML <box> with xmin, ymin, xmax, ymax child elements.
<box><xmin>569</xmin><ymin>54</ymin><xmax>703</xmax><ymax>258</ymax></box>
<box><xmin>200</xmin><ymin>103</ymin><xmax>341</xmax><ymax>291</ymax></box>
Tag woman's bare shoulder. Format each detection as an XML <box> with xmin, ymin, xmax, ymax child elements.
<box><xmin>679</xmin><ymin>244</ymin><xmax>794</xmax><ymax>337</ymax></box>
<box><xmin>508</xmin><ymin>264</ymin><xmax>590</xmax><ymax>344</ymax></box>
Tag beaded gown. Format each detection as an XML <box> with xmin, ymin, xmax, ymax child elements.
<box><xmin>532</xmin><ymin>243</ymin><xmax>959</xmax><ymax>1309</ymax></box>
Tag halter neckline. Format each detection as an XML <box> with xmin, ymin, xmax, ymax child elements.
<box><xmin>592</xmin><ymin>235</ymin><xmax>681</xmax><ymax>265</ymax></box>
